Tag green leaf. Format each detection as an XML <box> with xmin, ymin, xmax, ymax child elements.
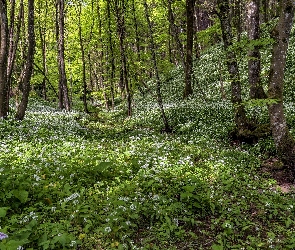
<box><xmin>0</xmin><ymin>207</ymin><xmax>9</xmax><ymax>217</ymax></box>
<box><xmin>212</xmin><ymin>244</ymin><xmax>223</xmax><ymax>250</ymax></box>
<box><xmin>13</xmin><ymin>190</ymin><xmax>29</xmax><ymax>203</ymax></box>
<box><xmin>183</xmin><ymin>185</ymin><xmax>196</xmax><ymax>192</ymax></box>
<box><xmin>94</xmin><ymin>162</ymin><xmax>112</xmax><ymax>172</ymax></box>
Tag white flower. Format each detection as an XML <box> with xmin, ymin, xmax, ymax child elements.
<box><xmin>105</xmin><ymin>227</ymin><xmax>112</xmax><ymax>233</ymax></box>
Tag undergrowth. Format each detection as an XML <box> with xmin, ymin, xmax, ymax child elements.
<box><xmin>1</xmin><ymin>34</ymin><xmax>295</xmax><ymax>249</ymax></box>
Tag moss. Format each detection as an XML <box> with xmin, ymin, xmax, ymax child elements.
<box><xmin>230</xmin><ymin>123</ymin><xmax>271</xmax><ymax>144</ymax></box>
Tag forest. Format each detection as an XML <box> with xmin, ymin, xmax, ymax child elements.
<box><xmin>1</xmin><ymin>0</ymin><xmax>295</xmax><ymax>249</ymax></box>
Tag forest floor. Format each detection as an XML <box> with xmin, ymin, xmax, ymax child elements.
<box><xmin>1</xmin><ymin>97</ymin><xmax>295</xmax><ymax>250</ymax></box>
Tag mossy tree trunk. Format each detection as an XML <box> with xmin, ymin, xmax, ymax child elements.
<box><xmin>0</xmin><ymin>0</ymin><xmax>9</xmax><ymax>119</ymax></box>
<box><xmin>217</xmin><ymin>0</ymin><xmax>249</xmax><ymax>132</ymax></box>
<box><xmin>247</xmin><ymin>0</ymin><xmax>267</xmax><ymax>99</ymax></box>
<box><xmin>15</xmin><ymin>0</ymin><xmax>35</xmax><ymax>120</ymax></box>
<box><xmin>267</xmin><ymin>0</ymin><xmax>295</xmax><ymax>167</ymax></box>
<box><xmin>183</xmin><ymin>0</ymin><xmax>195</xmax><ymax>98</ymax></box>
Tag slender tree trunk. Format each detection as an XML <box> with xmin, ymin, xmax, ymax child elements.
<box><xmin>15</xmin><ymin>0</ymin><xmax>35</xmax><ymax>120</ymax></box>
<box><xmin>247</xmin><ymin>0</ymin><xmax>266</xmax><ymax>99</ymax></box>
<box><xmin>106</xmin><ymin>0</ymin><xmax>115</xmax><ymax>110</ymax></box>
<box><xmin>183</xmin><ymin>0</ymin><xmax>195</xmax><ymax>98</ymax></box>
<box><xmin>78</xmin><ymin>2</ymin><xmax>88</xmax><ymax>113</ymax></box>
<box><xmin>144</xmin><ymin>0</ymin><xmax>171</xmax><ymax>133</ymax></box>
<box><xmin>261</xmin><ymin>0</ymin><xmax>268</xmax><ymax>23</ymax></box>
<box><xmin>39</xmin><ymin>26</ymin><xmax>47</xmax><ymax>100</ymax></box>
<box><xmin>0</xmin><ymin>0</ymin><xmax>9</xmax><ymax>118</ymax></box>
<box><xmin>114</xmin><ymin>0</ymin><xmax>131</xmax><ymax>116</ymax></box>
<box><xmin>268</xmin><ymin>0</ymin><xmax>295</xmax><ymax>167</ymax></box>
<box><xmin>38</xmin><ymin>0</ymin><xmax>48</xmax><ymax>100</ymax></box>
<box><xmin>56</xmin><ymin>0</ymin><xmax>70</xmax><ymax>111</ymax></box>
<box><xmin>217</xmin><ymin>0</ymin><xmax>248</xmax><ymax>131</ymax></box>
<box><xmin>167</xmin><ymin>0</ymin><xmax>185</xmax><ymax>69</ymax></box>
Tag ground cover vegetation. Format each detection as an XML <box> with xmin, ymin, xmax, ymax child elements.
<box><xmin>1</xmin><ymin>0</ymin><xmax>295</xmax><ymax>249</ymax></box>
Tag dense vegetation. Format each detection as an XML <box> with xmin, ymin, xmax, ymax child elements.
<box><xmin>1</xmin><ymin>35</ymin><xmax>295</xmax><ymax>249</ymax></box>
<box><xmin>1</xmin><ymin>0</ymin><xmax>295</xmax><ymax>249</ymax></box>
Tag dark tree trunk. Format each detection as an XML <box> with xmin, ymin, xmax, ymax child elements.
<box><xmin>144</xmin><ymin>0</ymin><xmax>171</xmax><ymax>133</ymax></box>
<box><xmin>167</xmin><ymin>0</ymin><xmax>185</xmax><ymax>68</ymax></box>
<box><xmin>78</xmin><ymin>2</ymin><xmax>88</xmax><ymax>113</ymax></box>
<box><xmin>38</xmin><ymin>0</ymin><xmax>48</xmax><ymax>100</ymax></box>
<box><xmin>183</xmin><ymin>0</ymin><xmax>195</xmax><ymax>98</ymax></box>
<box><xmin>114</xmin><ymin>0</ymin><xmax>131</xmax><ymax>116</ymax></box>
<box><xmin>15</xmin><ymin>0</ymin><xmax>35</xmax><ymax>120</ymax></box>
<box><xmin>0</xmin><ymin>0</ymin><xmax>9</xmax><ymax>118</ymax></box>
<box><xmin>247</xmin><ymin>0</ymin><xmax>266</xmax><ymax>99</ymax></box>
<box><xmin>107</xmin><ymin>0</ymin><xmax>115</xmax><ymax>110</ymax></box>
<box><xmin>56</xmin><ymin>0</ymin><xmax>70</xmax><ymax>111</ymax></box>
<box><xmin>267</xmin><ymin>0</ymin><xmax>295</xmax><ymax>167</ymax></box>
<box><xmin>217</xmin><ymin>0</ymin><xmax>248</xmax><ymax>131</ymax></box>
<box><xmin>261</xmin><ymin>0</ymin><xmax>269</xmax><ymax>23</ymax></box>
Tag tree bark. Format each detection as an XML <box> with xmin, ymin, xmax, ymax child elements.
<box><xmin>114</xmin><ymin>0</ymin><xmax>131</xmax><ymax>116</ymax></box>
<box><xmin>183</xmin><ymin>0</ymin><xmax>195</xmax><ymax>98</ymax></box>
<box><xmin>144</xmin><ymin>0</ymin><xmax>171</xmax><ymax>133</ymax></box>
<box><xmin>247</xmin><ymin>0</ymin><xmax>266</xmax><ymax>99</ymax></box>
<box><xmin>106</xmin><ymin>0</ymin><xmax>115</xmax><ymax>110</ymax></box>
<box><xmin>38</xmin><ymin>0</ymin><xmax>48</xmax><ymax>100</ymax></box>
<box><xmin>15</xmin><ymin>0</ymin><xmax>35</xmax><ymax>120</ymax></box>
<box><xmin>167</xmin><ymin>0</ymin><xmax>185</xmax><ymax>69</ymax></box>
<box><xmin>56</xmin><ymin>0</ymin><xmax>70</xmax><ymax>111</ymax></box>
<box><xmin>78</xmin><ymin>2</ymin><xmax>89</xmax><ymax>113</ymax></box>
<box><xmin>0</xmin><ymin>0</ymin><xmax>9</xmax><ymax>118</ymax></box>
<box><xmin>268</xmin><ymin>0</ymin><xmax>295</xmax><ymax>167</ymax></box>
<box><xmin>217</xmin><ymin>0</ymin><xmax>248</xmax><ymax>131</ymax></box>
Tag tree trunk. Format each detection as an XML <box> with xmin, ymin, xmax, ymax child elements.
<box><xmin>38</xmin><ymin>0</ymin><xmax>48</xmax><ymax>100</ymax></box>
<box><xmin>247</xmin><ymin>0</ymin><xmax>266</xmax><ymax>99</ymax></box>
<box><xmin>106</xmin><ymin>0</ymin><xmax>115</xmax><ymax>110</ymax></box>
<box><xmin>15</xmin><ymin>0</ymin><xmax>35</xmax><ymax>120</ymax></box>
<box><xmin>144</xmin><ymin>0</ymin><xmax>171</xmax><ymax>133</ymax></box>
<box><xmin>114</xmin><ymin>0</ymin><xmax>131</xmax><ymax>116</ymax></box>
<box><xmin>217</xmin><ymin>0</ymin><xmax>248</xmax><ymax>131</ymax></box>
<box><xmin>268</xmin><ymin>0</ymin><xmax>295</xmax><ymax>167</ymax></box>
<box><xmin>167</xmin><ymin>0</ymin><xmax>185</xmax><ymax>69</ymax></box>
<box><xmin>183</xmin><ymin>0</ymin><xmax>195</xmax><ymax>98</ymax></box>
<box><xmin>56</xmin><ymin>0</ymin><xmax>70</xmax><ymax>111</ymax></box>
<box><xmin>78</xmin><ymin>2</ymin><xmax>88</xmax><ymax>113</ymax></box>
<box><xmin>0</xmin><ymin>0</ymin><xmax>9</xmax><ymax>118</ymax></box>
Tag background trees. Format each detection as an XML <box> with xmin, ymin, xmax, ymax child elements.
<box><xmin>1</xmin><ymin>0</ymin><xmax>295</xmax><ymax>168</ymax></box>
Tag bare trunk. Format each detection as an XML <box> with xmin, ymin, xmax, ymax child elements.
<box><xmin>56</xmin><ymin>0</ymin><xmax>70</xmax><ymax>111</ymax></box>
<box><xmin>268</xmin><ymin>0</ymin><xmax>295</xmax><ymax>167</ymax></box>
<box><xmin>183</xmin><ymin>0</ymin><xmax>195</xmax><ymax>98</ymax></box>
<box><xmin>107</xmin><ymin>0</ymin><xmax>115</xmax><ymax>110</ymax></box>
<box><xmin>15</xmin><ymin>0</ymin><xmax>35</xmax><ymax>120</ymax></box>
<box><xmin>247</xmin><ymin>0</ymin><xmax>266</xmax><ymax>99</ymax></box>
<box><xmin>114</xmin><ymin>0</ymin><xmax>131</xmax><ymax>116</ymax></box>
<box><xmin>0</xmin><ymin>0</ymin><xmax>9</xmax><ymax>118</ymax></box>
<box><xmin>78</xmin><ymin>2</ymin><xmax>88</xmax><ymax>113</ymax></box>
<box><xmin>144</xmin><ymin>0</ymin><xmax>171</xmax><ymax>133</ymax></box>
<box><xmin>167</xmin><ymin>0</ymin><xmax>185</xmax><ymax>69</ymax></box>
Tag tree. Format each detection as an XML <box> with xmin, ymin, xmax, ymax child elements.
<box><xmin>77</xmin><ymin>1</ymin><xmax>89</xmax><ymax>113</ymax></box>
<box><xmin>56</xmin><ymin>0</ymin><xmax>70</xmax><ymax>111</ymax></box>
<box><xmin>183</xmin><ymin>0</ymin><xmax>195</xmax><ymax>98</ymax></box>
<box><xmin>217</xmin><ymin>0</ymin><xmax>249</xmax><ymax>132</ymax></box>
<box><xmin>0</xmin><ymin>0</ymin><xmax>9</xmax><ymax>118</ymax></box>
<box><xmin>15</xmin><ymin>0</ymin><xmax>35</xmax><ymax>120</ymax></box>
<box><xmin>247</xmin><ymin>0</ymin><xmax>266</xmax><ymax>99</ymax></box>
<box><xmin>143</xmin><ymin>0</ymin><xmax>171</xmax><ymax>133</ymax></box>
<box><xmin>267</xmin><ymin>0</ymin><xmax>295</xmax><ymax>168</ymax></box>
<box><xmin>113</xmin><ymin>0</ymin><xmax>132</xmax><ymax>116</ymax></box>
